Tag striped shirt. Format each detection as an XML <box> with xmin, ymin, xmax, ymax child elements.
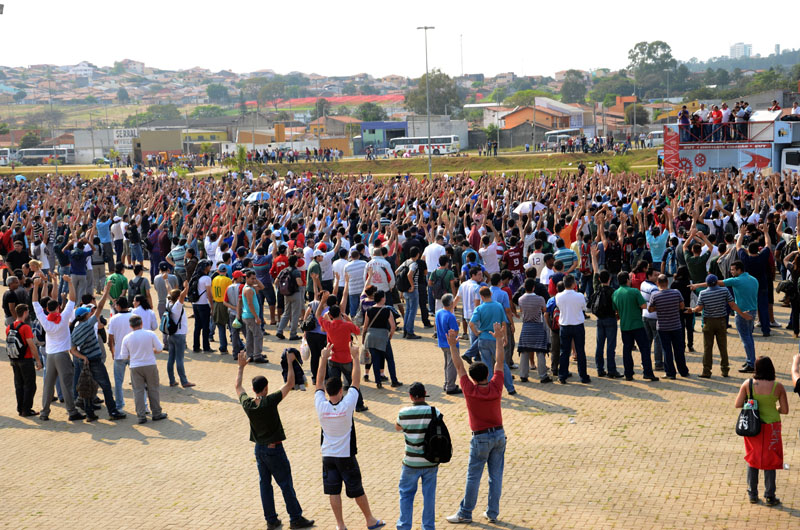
<box><xmin>168</xmin><ymin>245</ymin><xmax>187</xmax><ymax>269</ymax></box>
<box><xmin>697</xmin><ymin>286</ymin><xmax>733</xmax><ymax>318</ymax></box>
<box><xmin>649</xmin><ymin>289</ymin><xmax>683</xmax><ymax>331</ymax></box>
<box><xmin>396</xmin><ymin>404</ymin><xmax>440</xmax><ymax>468</ymax></box>
<box><xmin>345</xmin><ymin>259</ymin><xmax>367</xmax><ymax>294</ymax></box>
<box><xmin>70</xmin><ymin>315</ymin><xmax>103</xmax><ymax>359</ymax></box>
<box><xmin>554</xmin><ymin>248</ymin><xmax>577</xmax><ymax>270</ymax></box>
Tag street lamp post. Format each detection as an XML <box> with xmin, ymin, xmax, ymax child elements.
<box><xmin>417</xmin><ymin>25</ymin><xmax>434</xmax><ymax>180</ymax></box>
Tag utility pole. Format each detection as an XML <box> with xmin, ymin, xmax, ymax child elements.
<box><xmin>417</xmin><ymin>25</ymin><xmax>434</xmax><ymax>180</ymax></box>
<box><xmin>460</xmin><ymin>34</ymin><xmax>464</xmax><ymax>78</ymax></box>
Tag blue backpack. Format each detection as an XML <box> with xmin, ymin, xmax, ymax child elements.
<box><xmin>663</xmin><ymin>247</ymin><xmax>678</xmax><ymax>276</ymax></box>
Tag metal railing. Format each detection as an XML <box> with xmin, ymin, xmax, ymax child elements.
<box><xmin>676</xmin><ymin>121</ymin><xmax>774</xmax><ymax>144</ymax></box>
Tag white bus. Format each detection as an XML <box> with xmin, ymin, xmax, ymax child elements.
<box><xmin>0</xmin><ymin>148</ymin><xmax>17</xmax><ymax>166</ymax></box>
<box><xmin>389</xmin><ymin>135</ymin><xmax>460</xmax><ymax>156</ymax></box>
<box><xmin>17</xmin><ymin>147</ymin><xmax>75</xmax><ymax>165</ymax></box>
<box><xmin>543</xmin><ymin>128</ymin><xmax>582</xmax><ymax>150</ymax></box>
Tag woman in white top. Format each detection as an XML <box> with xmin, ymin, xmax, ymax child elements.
<box><xmin>165</xmin><ymin>282</ymin><xmax>194</xmax><ymax>388</ymax></box>
<box><xmin>132</xmin><ymin>294</ymin><xmax>158</xmax><ymax>331</ymax></box>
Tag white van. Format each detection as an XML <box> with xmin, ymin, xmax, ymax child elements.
<box><xmin>647</xmin><ymin>131</ymin><xmax>664</xmax><ymax>147</ymax></box>
<box><xmin>0</xmin><ymin>148</ymin><xmax>17</xmax><ymax>166</ymax></box>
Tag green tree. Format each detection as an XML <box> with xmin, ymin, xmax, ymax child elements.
<box><xmin>560</xmin><ymin>70</ymin><xmax>587</xmax><ymax>103</ymax></box>
<box><xmin>108</xmin><ymin>148</ymin><xmax>120</xmax><ymax>162</ymax></box>
<box><xmin>342</xmin><ymin>83</ymin><xmax>357</xmax><ymax>95</ymax></box>
<box><xmin>19</xmin><ymin>131</ymin><xmax>41</xmax><ymax>149</ymax></box>
<box><xmin>110</xmin><ymin>62</ymin><xmax>125</xmax><ymax>75</ymax></box>
<box><xmin>488</xmin><ymin>87</ymin><xmax>507</xmax><ymax>103</ymax></box>
<box><xmin>624</xmin><ymin>104</ymin><xmax>649</xmax><ymax>125</ymax></box>
<box><xmin>146</xmin><ymin>104</ymin><xmax>181</xmax><ymax>121</ymax></box>
<box><xmin>627</xmin><ymin>41</ymin><xmax>677</xmax><ymax>97</ymax></box>
<box><xmin>503</xmin><ymin>89</ymin><xmax>550</xmax><ymax>107</ymax></box>
<box><xmin>715</xmin><ymin>68</ymin><xmax>730</xmax><ymax>86</ymax></box>
<box><xmin>117</xmin><ymin>87</ymin><xmax>130</xmax><ymax>103</ymax></box>
<box><xmin>404</xmin><ymin>69</ymin><xmax>461</xmax><ymax>115</ymax></box>
<box><xmin>354</xmin><ymin>102</ymin><xmax>387</xmax><ymax>122</ymax></box>
<box><xmin>206</xmin><ymin>84</ymin><xmax>229</xmax><ymax>103</ymax></box>
<box><xmin>359</xmin><ymin>84</ymin><xmax>378</xmax><ymax>96</ymax></box>
<box><xmin>602</xmin><ymin>93</ymin><xmax>619</xmax><ymax>108</ymax></box>
<box><xmin>258</xmin><ymin>80</ymin><xmax>286</xmax><ymax>111</ymax></box>
<box><xmin>13</xmin><ymin>90</ymin><xmax>26</xmax><ymax>103</ymax></box>
<box><xmin>335</xmin><ymin>106</ymin><xmax>351</xmax><ymax>116</ymax></box>
<box><xmin>312</xmin><ymin>98</ymin><xmax>331</xmax><ymax>120</ymax></box>
<box><xmin>0</xmin><ymin>123</ymin><xmax>9</xmax><ymax>135</ymax></box>
<box><xmin>190</xmin><ymin>105</ymin><xmax>224</xmax><ymax>119</ymax></box>
<box><xmin>588</xmin><ymin>74</ymin><xmax>632</xmax><ymax>103</ymax></box>
<box><xmin>484</xmin><ymin>124</ymin><xmax>499</xmax><ymax>142</ymax></box>
<box><xmin>85</xmin><ymin>95</ymin><xmax>98</xmax><ymax>104</ymax></box>
<box><xmin>236</xmin><ymin>144</ymin><xmax>247</xmax><ymax>173</ymax></box>
<box><xmin>200</xmin><ymin>142</ymin><xmax>214</xmax><ymax>155</ymax></box>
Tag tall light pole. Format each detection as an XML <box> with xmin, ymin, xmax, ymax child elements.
<box><xmin>417</xmin><ymin>25</ymin><xmax>434</xmax><ymax>181</ymax></box>
<box><xmin>460</xmin><ymin>34</ymin><xmax>464</xmax><ymax>77</ymax></box>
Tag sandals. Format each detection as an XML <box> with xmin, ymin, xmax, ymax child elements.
<box><xmin>367</xmin><ymin>521</ymin><xmax>386</xmax><ymax>530</ymax></box>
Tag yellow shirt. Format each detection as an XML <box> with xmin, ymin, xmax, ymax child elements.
<box><xmin>211</xmin><ymin>275</ymin><xmax>232</xmax><ymax>303</ymax></box>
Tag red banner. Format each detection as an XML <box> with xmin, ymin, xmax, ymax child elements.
<box><xmin>663</xmin><ymin>126</ymin><xmax>679</xmax><ymax>173</ymax></box>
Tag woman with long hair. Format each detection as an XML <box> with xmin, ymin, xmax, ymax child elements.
<box><xmin>734</xmin><ymin>356</ymin><xmax>789</xmax><ymax>505</ymax></box>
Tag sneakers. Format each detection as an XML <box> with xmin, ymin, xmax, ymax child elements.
<box><xmin>406</xmin><ymin>334</ymin><xmax>422</xmax><ymax>340</ymax></box>
<box><xmin>643</xmin><ymin>374</ymin><xmax>660</xmax><ymax>382</ymax></box>
<box><xmin>68</xmin><ymin>412</ymin><xmax>87</xmax><ymax>421</ymax></box>
<box><xmin>446</xmin><ymin>514</ymin><xmax>472</xmax><ymax>524</ymax></box>
<box><xmin>739</xmin><ymin>365</ymin><xmax>755</xmax><ymax>373</ymax></box>
<box><xmin>152</xmin><ymin>413</ymin><xmax>168</xmax><ymax>421</ymax></box>
<box><xmin>267</xmin><ymin>518</ymin><xmax>282</xmax><ymax>530</ymax></box>
<box><xmin>540</xmin><ymin>377</ymin><xmax>553</xmax><ymax>384</ymax></box>
<box><xmin>765</xmin><ymin>496</ymin><xmax>781</xmax><ymax>506</ymax></box>
<box><xmin>608</xmin><ymin>372</ymin><xmax>623</xmax><ymax>379</ymax></box>
<box><xmin>288</xmin><ymin>335</ymin><xmax>301</xmax><ymax>341</ymax></box>
<box><xmin>482</xmin><ymin>512</ymin><xmax>497</xmax><ymax>523</ymax></box>
<box><xmin>289</xmin><ymin>517</ymin><xmax>315</xmax><ymax>529</ymax></box>
<box><xmin>461</xmin><ymin>354</ymin><xmax>473</xmax><ymax>365</ymax></box>
<box><xmin>110</xmin><ymin>412</ymin><xmax>127</xmax><ymax>420</ymax></box>
<box><xmin>276</xmin><ymin>333</ymin><xmax>286</xmax><ymax>340</ymax></box>
<box><xmin>446</xmin><ymin>387</ymin><xmax>463</xmax><ymax>395</ymax></box>
<box><xmin>355</xmin><ymin>405</ymin><xmax>369</xmax><ymax>413</ymax></box>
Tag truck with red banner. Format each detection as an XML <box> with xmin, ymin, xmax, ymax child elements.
<box><xmin>663</xmin><ymin>110</ymin><xmax>800</xmax><ymax>176</ymax></box>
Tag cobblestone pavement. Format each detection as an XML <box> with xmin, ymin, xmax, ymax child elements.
<box><xmin>1</xmin><ymin>280</ymin><xmax>798</xmax><ymax>530</ymax></box>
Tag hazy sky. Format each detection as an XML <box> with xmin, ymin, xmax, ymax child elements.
<box><xmin>1</xmin><ymin>0</ymin><xmax>795</xmax><ymax>79</ymax></box>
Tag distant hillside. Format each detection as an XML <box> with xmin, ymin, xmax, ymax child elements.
<box><xmin>684</xmin><ymin>49</ymin><xmax>800</xmax><ymax>73</ymax></box>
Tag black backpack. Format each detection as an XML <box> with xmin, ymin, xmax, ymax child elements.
<box><xmin>127</xmin><ymin>276</ymin><xmax>145</xmax><ymax>305</ymax></box>
<box><xmin>277</xmin><ymin>267</ymin><xmax>298</xmax><ymax>296</ymax></box>
<box><xmin>605</xmin><ymin>241</ymin><xmax>622</xmax><ymax>273</ymax></box>
<box><xmin>394</xmin><ymin>260</ymin><xmax>412</xmax><ymax>292</ymax></box>
<box><xmin>590</xmin><ymin>286</ymin><xmax>615</xmax><ymax>318</ymax></box>
<box><xmin>186</xmin><ymin>275</ymin><xmax>201</xmax><ymax>303</ymax></box>
<box><xmin>423</xmin><ymin>406</ymin><xmax>452</xmax><ymax>464</ymax></box>
<box><xmin>430</xmin><ymin>269</ymin><xmax>449</xmax><ymax>299</ymax></box>
<box><xmin>6</xmin><ymin>322</ymin><xmax>26</xmax><ymax>360</ymax></box>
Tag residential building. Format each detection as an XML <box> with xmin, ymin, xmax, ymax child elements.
<box><xmin>308</xmin><ymin>116</ymin><xmax>362</xmax><ymax>136</ymax></box>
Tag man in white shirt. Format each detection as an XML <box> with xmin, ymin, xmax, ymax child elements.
<box><xmin>119</xmin><ymin>314</ymin><xmax>167</xmax><ymax>424</ymax></box>
<box><xmin>192</xmin><ymin>260</ymin><xmax>214</xmax><ymax>353</ymax></box>
<box><xmin>555</xmin><ymin>275</ymin><xmax>590</xmax><ymax>384</ymax></box>
<box><xmin>33</xmin><ymin>275</ymin><xmax>84</xmax><ymax>421</ymax></box>
<box><xmin>108</xmin><ymin>297</ymin><xmax>135</xmax><ymax>412</ymax></box>
<box><xmin>110</xmin><ymin>216</ymin><xmax>128</xmax><ymax>265</ymax></box>
<box><xmin>539</xmin><ymin>254</ymin><xmax>556</xmax><ymax>287</ymax></box>
<box><xmin>455</xmin><ymin>267</ymin><xmax>483</xmax><ymax>340</ymax></box>
<box><xmin>314</xmin><ymin>345</ymin><xmax>383</xmax><ymax>530</ymax></box>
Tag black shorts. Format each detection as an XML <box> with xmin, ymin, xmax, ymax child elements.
<box><xmin>322</xmin><ymin>456</ymin><xmax>364</xmax><ymax>498</ymax></box>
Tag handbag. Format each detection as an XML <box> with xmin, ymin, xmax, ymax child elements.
<box><xmin>736</xmin><ymin>379</ymin><xmax>761</xmax><ymax>437</ymax></box>
<box><xmin>76</xmin><ymin>360</ymin><xmax>98</xmax><ymax>400</ymax></box>
<box><xmin>360</xmin><ymin>306</ymin><xmax>388</xmax><ymax>365</ymax></box>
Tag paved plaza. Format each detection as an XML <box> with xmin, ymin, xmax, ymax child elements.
<box><xmin>1</xmin><ymin>281</ymin><xmax>798</xmax><ymax>530</ymax></box>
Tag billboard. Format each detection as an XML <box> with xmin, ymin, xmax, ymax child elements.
<box><xmin>113</xmin><ymin>128</ymin><xmax>138</xmax><ymax>154</ymax></box>
<box><xmin>676</xmin><ymin>143</ymin><xmax>772</xmax><ymax>173</ymax></box>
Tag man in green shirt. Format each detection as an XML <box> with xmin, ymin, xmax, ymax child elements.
<box><xmin>106</xmin><ymin>262</ymin><xmax>129</xmax><ymax>302</ymax></box>
<box><xmin>683</xmin><ymin>228</ymin><xmax>713</xmax><ymax>287</ymax></box>
<box><xmin>306</xmin><ymin>250</ymin><xmax>323</xmax><ymax>299</ymax></box>
<box><xmin>235</xmin><ymin>351</ymin><xmax>314</xmax><ymax>530</ymax></box>
<box><xmin>611</xmin><ymin>271</ymin><xmax>659</xmax><ymax>382</ymax></box>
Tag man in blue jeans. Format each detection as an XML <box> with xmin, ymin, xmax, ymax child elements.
<box><xmin>395</xmin><ymin>382</ymin><xmax>440</xmax><ymax>530</ymax></box>
<box><xmin>235</xmin><ymin>348</ymin><xmax>314</xmax><ymax>530</ymax></box>
<box><xmin>402</xmin><ymin>248</ymin><xmax>422</xmax><ymax>340</ymax></box>
<box><xmin>468</xmin><ymin>286</ymin><xmax>516</xmax><ymax>395</ymax></box>
<box><xmin>446</xmin><ymin>325</ymin><xmax>507</xmax><ymax>525</ymax></box>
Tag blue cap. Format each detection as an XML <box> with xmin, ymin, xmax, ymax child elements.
<box><xmin>75</xmin><ymin>306</ymin><xmax>91</xmax><ymax>319</ymax></box>
<box><xmin>706</xmin><ymin>274</ymin><xmax>718</xmax><ymax>286</ymax></box>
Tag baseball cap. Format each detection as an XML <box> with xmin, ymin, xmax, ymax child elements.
<box><xmin>409</xmin><ymin>382</ymin><xmax>429</xmax><ymax>398</ymax></box>
<box><xmin>159</xmin><ymin>262</ymin><xmax>169</xmax><ymax>271</ymax></box>
<box><xmin>313</xmin><ymin>249</ymin><xmax>324</xmax><ymax>258</ymax></box>
<box><xmin>232</xmin><ymin>270</ymin><xmax>245</xmax><ymax>280</ymax></box>
<box><xmin>75</xmin><ymin>306</ymin><xmax>91</xmax><ymax>319</ymax></box>
<box><xmin>113</xmin><ymin>216</ymin><xmax>122</xmax><ymax>222</ymax></box>
<box><xmin>706</xmin><ymin>274</ymin><xmax>718</xmax><ymax>286</ymax></box>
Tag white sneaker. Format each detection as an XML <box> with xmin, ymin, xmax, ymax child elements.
<box><xmin>446</xmin><ymin>514</ymin><xmax>472</xmax><ymax>524</ymax></box>
<box><xmin>482</xmin><ymin>512</ymin><xmax>497</xmax><ymax>523</ymax></box>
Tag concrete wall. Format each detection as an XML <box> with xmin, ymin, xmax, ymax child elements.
<box><xmin>73</xmin><ymin>129</ymin><xmax>114</xmax><ymax>164</ymax></box>
<box><xmin>406</xmin><ymin>116</ymin><xmax>469</xmax><ymax>147</ymax></box>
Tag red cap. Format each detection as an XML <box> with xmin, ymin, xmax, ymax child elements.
<box><xmin>232</xmin><ymin>270</ymin><xmax>245</xmax><ymax>280</ymax></box>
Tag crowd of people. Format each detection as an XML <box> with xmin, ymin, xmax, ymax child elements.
<box><xmin>3</xmin><ymin>166</ymin><xmax>800</xmax><ymax>527</ymax></box>
<box><xmin>677</xmin><ymin>99</ymin><xmax>800</xmax><ymax>143</ymax></box>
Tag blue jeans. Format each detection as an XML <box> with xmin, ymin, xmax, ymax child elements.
<box><xmin>757</xmin><ymin>288</ymin><xmax>769</xmax><ymax>335</ymax></box>
<box><xmin>457</xmin><ymin>429</ymin><xmax>506</xmax><ymax>521</ymax></box>
<box><xmin>580</xmin><ymin>273</ymin><xmax>594</xmax><ymax>301</ymax></box>
<box><xmin>736</xmin><ymin>311</ymin><xmax>757</xmax><ymax>367</ymax></box>
<box><xmin>370</xmin><ymin>343</ymin><xmax>399</xmax><ymax>384</ymax></box>
<box><xmin>427</xmin><ymin>273</ymin><xmax>436</xmax><ymax>316</ymax></box>
<box><xmin>643</xmin><ymin>318</ymin><xmax>663</xmax><ymax>365</ymax></box>
<box><xmin>216</xmin><ymin>322</ymin><xmax>229</xmax><ymax>351</ymax></box>
<box><xmin>595</xmin><ymin>317</ymin><xmax>617</xmax><ymax>374</ymax></box>
<box><xmin>114</xmin><ymin>358</ymin><xmax>129</xmax><ymax>410</ymax></box>
<box><xmin>167</xmin><ymin>334</ymin><xmax>189</xmax><ymax>385</ymax></box>
<box><xmin>398</xmin><ymin>465</ymin><xmax>438</xmax><ymax>530</ymax></box>
<box><xmin>130</xmin><ymin>243</ymin><xmax>143</xmax><ymax>263</ymax></box>
<box><xmin>348</xmin><ymin>294</ymin><xmax>361</xmax><ymax>318</ymax></box>
<box><xmin>658</xmin><ymin>328</ymin><xmax>688</xmax><ymax>377</ymax></box>
<box><xmin>621</xmin><ymin>326</ymin><xmax>655</xmax><ymax>378</ymax></box>
<box><xmin>149</xmin><ymin>250</ymin><xmax>161</xmax><ymax>283</ymax></box>
<box><xmin>559</xmin><ymin>324</ymin><xmax>587</xmax><ymax>380</ymax></box>
<box><xmin>254</xmin><ymin>444</ymin><xmax>304</xmax><ymax>525</ymax></box>
<box><xmin>477</xmin><ymin>338</ymin><xmax>515</xmax><ymax>393</ymax></box>
<box><xmin>403</xmin><ymin>290</ymin><xmax>418</xmax><ymax>336</ymax></box>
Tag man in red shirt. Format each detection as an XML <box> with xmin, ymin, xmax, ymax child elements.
<box><xmin>6</xmin><ymin>304</ymin><xmax>42</xmax><ymax>417</ymax></box>
<box><xmin>710</xmin><ymin>105</ymin><xmax>723</xmax><ymax>142</ymax></box>
<box><xmin>316</xmin><ymin>293</ymin><xmax>367</xmax><ymax>412</ymax></box>
<box><xmin>501</xmin><ymin>236</ymin><xmax>525</xmax><ymax>293</ymax></box>
<box><xmin>445</xmin><ymin>325</ymin><xmax>506</xmax><ymax>525</ymax></box>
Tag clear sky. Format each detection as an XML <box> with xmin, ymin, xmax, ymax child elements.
<box><xmin>0</xmin><ymin>0</ymin><xmax>795</xmax><ymax>79</ymax></box>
